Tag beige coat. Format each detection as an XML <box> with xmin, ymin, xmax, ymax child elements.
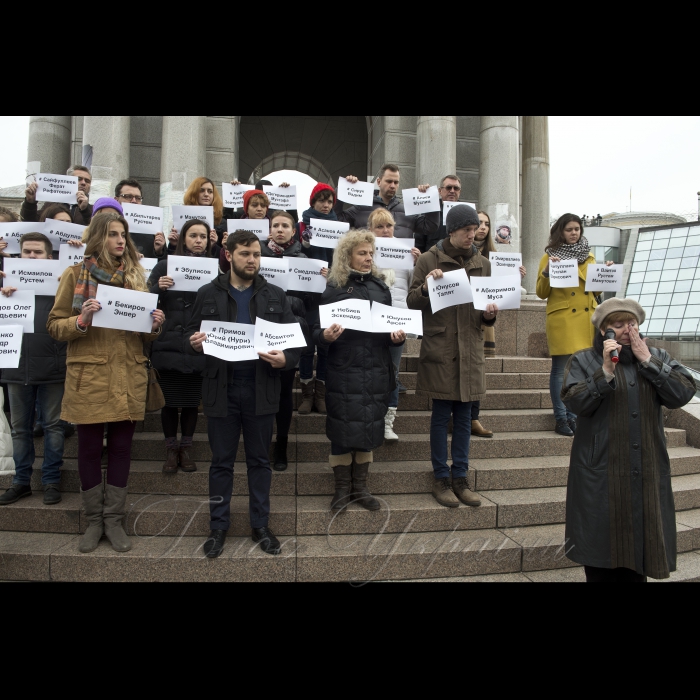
<box><xmin>407</xmin><ymin>242</ymin><xmax>494</xmax><ymax>402</ymax></box>
<box><xmin>47</xmin><ymin>265</ymin><xmax>161</xmax><ymax>425</ymax></box>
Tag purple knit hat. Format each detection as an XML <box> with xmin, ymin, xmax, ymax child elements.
<box><xmin>92</xmin><ymin>197</ymin><xmax>124</xmax><ymax>217</ymax></box>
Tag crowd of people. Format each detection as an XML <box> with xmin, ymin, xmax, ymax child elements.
<box><xmin>0</xmin><ymin>161</ymin><xmax>695</xmax><ymax>583</ymax></box>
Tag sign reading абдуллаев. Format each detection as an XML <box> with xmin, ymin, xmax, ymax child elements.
<box><xmin>2</xmin><ymin>259</ymin><xmax>61</xmax><ymax>297</ymax></box>
<box><xmin>171</xmin><ymin>206</ymin><xmax>214</xmax><ymax>234</ymax></box>
<box><xmin>370</xmin><ymin>302</ymin><xmax>423</xmax><ymax>336</ymax></box>
<box><xmin>36</xmin><ymin>174</ymin><xmax>78</xmax><ymax>204</ymax></box>
<box><xmin>254</xmin><ymin>317</ymin><xmax>307</xmax><ymax>354</ymax></box>
<box><xmin>222</xmin><ymin>183</ymin><xmax>254</xmax><ymax>209</ymax></box>
<box><xmin>427</xmin><ymin>268</ymin><xmax>473</xmax><ymax>313</ymax></box>
<box><xmin>307</xmin><ymin>219</ymin><xmax>350</xmax><ymax>250</ymax></box>
<box><xmin>200</xmin><ymin>321</ymin><xmax>258</xmax><ymax>363</ymax></box>
<box><xmin>471</xmin><ymin>276</ymin><xmax>522</xmax><ymax>311</ymax></box>
<box><xmin>263</xmin><ymin>186</ymin><xmax>297</xmax><ymax>211</ymax></box>
<box><xmin>259</xmin><ymin>258</ymin><xmax>290</xmax><ymax>291</ymax></box>
<box><xmin>403</xmin><ymin>186</ymin><xmax>441</xmax><ymax>216</ymax></box>
<box><xmin>548</xmin><ymin>259</ymin><xmax>579</xmax><ymax>288</ymax></box>
<box><xmin>319</xmin><ymin>299</ymin><xmax>371</xmax><ymax>332</ymax></box>
<box><xmin>0</xmin><ymin>325</ymin><xmax>23</xmax><ymax>369</ymax></box>
<box><xmin>489</xmin><ymin>252</ymin><xmax>522</xmax><ymax>277</ymax></box>
<box><xmin>122</xmin><ymin>203</ymin><xmax>163</xmax><ymax>235</ymax></box>
<box><xmin>375</xmin><ymin>237</ymin><xmax>415</xmax><ymax>271</ymax></box>
<box><xmin>286</xmin><ymin>258</ymin><xmax>327</xmax><ymax>294</ymax></box>
<box><xmin>43</xmin><ymin>219</ymin><xmax>86</xmax><ymax>249</ymax></box>
<box><xmin>585</xmin><ymin>264</ymin><xmax>622</xmax><ymax>293</ymax></box>
<box><xmin>58</xmin><ymin>244</ymin><xmax>87</xmax><ymax>272</ymax></box>
<box><xmin>91</xmin><ymin>286</ymin><xmax>158</xmax><ymax>334</ymax></box>
<box><xmin>0</xmin><ymin>291</ymin><xmax>36</xmax><ymax>334</ymax></box>
<box><xmin>337</xmin><ymin>177</ymin><xmax>375</xmax><ymax>207</ymax></box>
<box><xmin>167</xmin><ymin>256</ymin><xmax>219</xmax><ymax>293</ymax></box>
<box><xmin>0</xmin><ymin>222</ymin><xmax>45</xmax><ymax>256</ymax></box>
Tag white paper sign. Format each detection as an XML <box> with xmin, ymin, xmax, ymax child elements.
<box><xmin>403</xmin><ymin>186</ymin><xmax>441</xmax><ymax>216</ymax></box>
<box><xmin>370</xmin><ymin>302</ymin><xmax>423</xmax><ymax>336</ymax></box>
<box><xmin>442</xmin><ymin>201</ymin><xmax>478</xmax><ymax>227</ymax></box>
<box><xmin>122</xmin><ymin>203</ymin><xmax>163</xmax><ymax>235</ymax></box>
<box><xmin>254</xmin><ymin>317</ymin><xmax>307</xmax><ymax>354</ymax></box>
<box><xmin>201</xmin><ymin>320</ymin><xmax>258</xmax><ymax>363</ymax></box>
<box><xmin>43</xmin><ymin>219</ymin><xmax>86</xmax><ymax>248</ymax></box>
<box><xmin>229</xmin><ymin>219</ymin><xmax>270</xmax><ymax>241</ymax></box>
<box><xmin>586</xmin><ymin>264</ymin><xmax>623</xmax><ymax>292</ymax></box>
<box><xmin>471</xmin><ymin>275</ymin><xmax>522</xmax><ymax>311</ymax></box>
<box><xmin>308</xmin><ymin>219</ymin><xmax>350</xmax><ymax>250</ymax></box>
<box><xmin>287</xmin><ymin>258</ymin><xmax>327</xmax><ymax>294</ymax></box>
<box><xmin>140</xmin><ymin>258</ymin><xmax>159</xmax><ymax>276</ymax></box>
<box><xmin>0</xmin><ymin>222</ymin><xmax>45</xmax><ymax>256</ymax></box>
<box><xmin>375</xmin><ymin>237</ymin><xmax>415</xmax><ymax>271</ymax></box>
<box><xmin>489</xmin><ymin>252</ymin><xmax>522</xmax><ymax>277</ymax></box>
<box><xmin>36</xmin><ymin>174</ymin><xmax>78</xmax><ymax>204</ymax></box>
<box><xmin>259</xmin><ymin>258</ymin><xmax>290</xmax><ymax>291</ymax></box>
<box><xmin>91</xmin><ymin>286</ymin><xmax>158</xmax><ymax>334</ymax></box>
<box><xmin>549</xmin><ymin>259</ymin><xmax>579</xmax><ymax>288</ymax></box>
<box><xmin>338</xmin><ymin>177</ymin><xmax>375</xmax><ymax>207</ymax></box>
<box><xmin>428</xmin><ymin>268</ymin><xmax>473</xmax><ymax>313</ymax></box>
<box><xmin>0</xmin><ymin>325</ymin><xmax>24</xmax><ymax>368</ymax></box>
<box><xmin>2</xmin><ymin>259</ymin><xmax>61</xmax><ymax>297</ymax></box>
<box><xmin>222</xmin><ymin>183</ymin><xmax>254</xmax><ymax>210</ymax></box>
<box><xmin>263</xmin><ymin>186</ymin><xmax>297</xmax><ymax>211</ymax></box>
<box><xmin>167</xmin><ymin>256</ymin><xmax>219</xmax><ymax>293</ymax></box>
<box><xmin>58</xmin><ymin>244</ymin><xmax>86</xmax><ymax>271</ymax></box>
<box><xmin>171</xmin><ymin>206</ymin><xmax>214</xmax><ymax>234</ymax></box>
<box><xmin>0</xmin><ymin>292</ymin><xmax>36</xmax><ymax>334</ymax></box>
<box><xmin>319</xmin><ymin>299</ymin><xmax>372</xmax><ymax>332</ymax></box>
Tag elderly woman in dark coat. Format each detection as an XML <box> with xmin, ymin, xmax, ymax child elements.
<box><xmin>314</xmin><ymin>230</ymin><xmax>405</xmax><ymax>512</ymax></box>
<box><xmin>562</xmin><ymin>298</ymin><xmax>696</xmax><ymax>582</ymax></box>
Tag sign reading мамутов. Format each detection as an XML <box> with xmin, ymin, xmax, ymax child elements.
<box><xmin>548</xmin><ymin>259</ymin><xmax>579</xmax><ymax>288</ymax></box>
<box><xmin>403</xmin><ymin>186</ymin><xmax>441</xmax><ymax>216</ymax></box>
<box><xmin>171</xmin><ymin>206</ymin><xmax>214</xmax><ymax>234</ymax></box>
<box><xmin>319</xmin><ymin>299</ymin><xmax>371</xmax><ymax>332</ymax></box>
<box><xmin>489</xmin><ymin>252</ymin><xmax>522</xmax><ymax>277</ymax></box>
<box><xmin>229</xmin><ymin>219</ymin><xmax>270</xmax><ymax>241</ymax></box>
<box><xmin>43</xmin><ymin>219</ymin><xmax>86</xmax><ymax>248</ymax></box>
<box><xmin>0</xmin><ymin>325</ymin><xmax>23</xmax><ymax>369</ymax></box>
<box><xmin>375</xmin><ymin>238</ymin><xmax>415</xmax><ymax>271</ymax></box>
<box><xmin>2</xmin><ymin>259</ymin><xmax>61</xmax><ymax>297</ymax></box>
<box><xmin>308</xmin><ymin>219</ymin><xmax>350</xmax><ymax>250</ymax></box>
<box><xmin>0</xmin><ymin>223</ymin><xmax>44</xmax><ymax>256</ymax></box>
<box><xmin>370</xmin><ymin>302</ymin><xmax>423</xmax><ymax>336</ymax></box>
<box><xmin>428</xmin><ymin>268</ymin><xmax>473</xmax><ymax>313</ymax></box>
<box><xmin>92</xmin><ymin>286</ymin><xmax>158</xmax><ymax>334</ymax></box>
<box><xmin>222</xmin><ymin>183</ymin><xmax>254</xmax><ymax>209</ymax></box>
<box><xmin>0</xmin><ymin>291</ymin><xmax>36</xmax><ymax>334</ymax></box>
<box><xmin>167</xmin><ymin>256</ymin><xmax>219</xmax><ymax>293</ymax></box>
<box><xmin>201</xmin><ymin>321</ymin><xmax>258</xmax><ymax>363</ymax></box>
<box><xmin>254</xmin><ymin>317</ymin><xmax>307</xmax><ymax>354</ymax></box>
<box><xmin>471</xmin><ymin>275</ymin><xmax>521</xmax><ymax>311</ymax></box>
<box><xmin>585</xmin><ymin>264</ymin><xmax>622</xmax><ymax>292</ymax></box>
<box><xmin>263</xmin><ymin>186</ymin><xmax>297</xmax><ymax>211</ymax></box>
<box><xmin>122</xmin><ymin>203</ymin><xmax>163</xmax><ymax>235</ymax></box>
<box><xmin>287</xmin><ymin>258</ymin><xmax>327</xmax><ymax>294</ymax></box>
<box><xmin>337</xmin><ymin>177</ymin><xmax>375</xmax><ymax>207</ymax></box>
<box><xmin>36</xmin><ymin>174</ymin><xmax>78</xmax><ymax>204</ymax></box>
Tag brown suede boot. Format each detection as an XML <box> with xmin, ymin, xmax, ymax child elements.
<box><xmin>452</xmin><ymin>477</ymin><xmax>481</xmax><ymax>507</ymax></box>
<box><xmin>179</xmin><ymin>447</ymin><xmax>197</xmax><ymax>473</ymax></box>
<box><xmin>432</xmin><ymin>478</ymin><xmax>460</xmax><ymax>508</ymax></box>
<box><xmin>330</xmin><ymin>454</ymin><xmax>353</xmax><ymax>511</ymax></box>
<box><xmin>314</xmin><ymin>381</ymin><xmax>327</xmax><ymax>415</ymax></box>
<box><xmin>471</xmin><ymin>420</ymin><xmax>493</xmax><ymax>438</ymax></box>
<box><xmin>162</xmin><ymin>448</ymin><xmax>179</xmax><ymax>474</ymax></box>
<box><xmin>298</xmin><ymin>379</ymin><xmax>315</xmax><ymax>415</ymax></box>
<box><xmin>352</xmin><ymin>452</ymin><xmax>380</xmax><ymax>511</ymax></box>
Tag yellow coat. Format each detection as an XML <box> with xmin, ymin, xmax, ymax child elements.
<box><xmin>536</xmin><ymin>253</ymin><xmax>600</xmax><ymax>357</ymax></box>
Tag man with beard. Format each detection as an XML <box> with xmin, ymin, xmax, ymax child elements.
<box><xmin>187</xmin><ymin>231</ymin><xmax>302</xmax><ymax>559</ymax></box>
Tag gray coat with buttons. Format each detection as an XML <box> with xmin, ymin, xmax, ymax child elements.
<box><xmin>561</xmin><ymin>342</ymin><xmax>696</xmax><ymax>579</ymax></box>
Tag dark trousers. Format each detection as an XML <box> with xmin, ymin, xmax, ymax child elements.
<box><xmin>207</xmin><ymin>379</ymin><xmax>275</xmax><ymax>531</ymax></box>
<box><xmin>276</xmin><ymin>368</ymin><xmax>297</xmax><ymax>440</ymax></box>
<box><xmin>584</xmin><ymin>566</ymin><xmax>647</xmax><ymax>583</ymax></box>
<box><xmin>471</xmin><ymin>401</ymin><xmax>480</xmax><ymax>421</ymax></box>
<box><xmin>77</xmin><ymin>421</ymin><xmax>136</xmax><ymax>491</ymax></box>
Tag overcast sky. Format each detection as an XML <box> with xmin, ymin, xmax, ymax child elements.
<box><xmin>1</xmin><ymin>116</ymin><xmax>697</xmax><ymax>220</ymax></box>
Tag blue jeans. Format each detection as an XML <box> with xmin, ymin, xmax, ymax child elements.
<box><xmin>8</xmin><ymin>383</ymin><xmax>65</xmax><ymax>486</ymax></box>
<box><xmin>550</xmin><ymin>354</ymin><xmax>576</xmax><ymax>423</ymax></box>
<box><xmin>430</xmin><ymin>400</ymin><xmax>473</xmax><ymax>480</ymax></box>
<box><xmin>388</xmin><ymin>344</ymin><xmax>403</xmax><ymax>408</ymax></box>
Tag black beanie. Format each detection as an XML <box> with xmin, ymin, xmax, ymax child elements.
<box><xmin>446</xmin><ymin>204</ymin><xmax>480</xmax><ymax>234</ymax></box>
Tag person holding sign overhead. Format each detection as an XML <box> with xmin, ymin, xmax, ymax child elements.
<box><xmin>408</xmin><ymin>205</ymin><xmax>497</xmax><ymax>509</ymax></box>
<box><xmin>22</xmin><ymin>165</ymin><xmax>94</xmax><ymax>226</ymax></box>
<box><xmin>148</xmin><ymin>219</ymin><xmax>212</xmax><ymax>475</ymax></box>
<box><xmin>47</xmin><ymin>212</ymin><xmax>165</xmax><ymax>555</ymax></box>
<box><xmin>537</xmin><ymin>214</ymin><xmax>613</xmax><ymax>437</ymax></box>
<box><xmin>0</xmin><ymin>207</ymin><xmax>19</xmax><ymax>258</ymax></box>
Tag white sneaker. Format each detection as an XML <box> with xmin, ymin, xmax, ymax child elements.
<box><xmin>384</xmin><ymin>407</ymin><xmax>399</xmax><ymax>444</ymax></box>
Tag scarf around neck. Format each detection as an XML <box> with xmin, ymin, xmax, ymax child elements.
<box><xmin>546</xmin><ymin>235</ymin><xmax>591</xmax><ymax>265</ymax></box>
<box><xmin>443</xmin><ymin>237</ymin><xmax>476</xmax><ymax>264</ymax></box>
<box><xmin>73</xmin><ymin>256</ymin><xmax>125</xmax><ymax>312</ymax></box>
<box><xmin>267</xmin><ymin>238</ymin><xmax>297</xmax><ymax>256</ymax></box>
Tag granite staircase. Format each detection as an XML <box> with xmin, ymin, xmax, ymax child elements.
<box><xmin>2</xmin><ymin>341</ymin><xmax>700</xmax><ymax>583</ymax></box>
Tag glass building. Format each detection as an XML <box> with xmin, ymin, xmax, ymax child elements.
<box><xmin>625</xmin><ymin>222</ymin><xmax>700</xmax><ymax>339</ymax></box>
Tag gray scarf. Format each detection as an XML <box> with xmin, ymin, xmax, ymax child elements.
<box><xmin>546</xmin><ymin>235</ymin><xmax>591</xmax><ymax>265</ymax></box>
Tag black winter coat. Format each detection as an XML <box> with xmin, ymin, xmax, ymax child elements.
<box><xmin>2</xmin><ymin>295</ymin><xmax>66</xmax><ymax>385</ymax></box>
<box><xmin>185</xmin><ymin>273</ymin><xmax>302</xmax><ymax>418</ymax></box>
<box><xmin>148</xmin><ymin>260</ymin><xmax>206</xmax><ymax>375</ymax></box>
<box><xmin>314</xmin><ymin>272</ymin><xmax>402</xmax><ymax>450</ymax></box>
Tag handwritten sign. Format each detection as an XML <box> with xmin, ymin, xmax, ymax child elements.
<box><xmin>92</xmin><ymin>286</ymin><xmax>158</xmax><ymax>334</ymax></box>
<box><xmin>263</xmin><ymin>186</ymin><xmax>297</xmax><ymax>211</ymax></box>
<box><xmin>375</xmin><ymin>237</ymin><xmax>415</xmax><ymax>271</ymax></box>
<box><xmin>222</xmin><ymin>183</ymin><xmax>254</xmax><ymax>210</ymax></box>
<box><xmin>259</xmin><ymin>258</ymin><xmax>290</xmax><ymax>291</ymax></box>
<box><xmin>2</xmin><ymin>259</ymin><xmax>61</xmax><ymax>297</ymax></box>
<box><xmin>586</xmin><ymin>264</ymin><xmax>623</xmax><ymax>292</ymax></box>
<box><xmin>36</xmin><ymin>174</ymin><xmax>78</xmax><ymax>204</ymax></box>
<box><xmin>228</xmin><ymin>218</ymin><xmax>270</xmax><ymax>241</ymax></box>
<box><xmin>171</xmin><ymin>206</ymin><xmax>214</xmax><ymax>234</ymax></box>
<box><xmin>319</xmin><ymin>299</ymin><xmax>371</xmax><ymax>332</ymax></box>
<box><xmin>489</xmin><ymin>252</ymin><xmax>522</xmax><ymax>277</ymax></box>
<box><xmin>308</xmin><ymin>219</ymin><xmax>350</xmax><ymax>250</ymax></box>
<box><xmin>0</xmin><ymin>222</ymin><xmax>44</xmax><ymax>256</ymax></box>
<box><xmin>549</xmin><ymin>259</ymin><xmax>579</xmax><ymax>289</ymax></box>
<box><xmin>471</xmin><ymin>275</ymin><xmax>521</xmax><ymax>311</ymax></box>
<box><xmin>167</xmin><ymin>256</ymin><xmax>219</xmax><ymax>293</ymax></box>
<box><xmin>0</xmin><ymin>325</ymin><xmax>23</xmax><ymax>369</ymax></box>
<box><xmin>140</xmin><ymin>258</ymin><xmax>159</xmax><ymax>276</ymax></box>
<box><xmin>428</xmin><ymin>268</ymin><xmax>473</xmax><ymax>313</ymax></box>
<box><xmin>58</xmin><ymin>244</ymin><xmax>86</xmax><ymax>272</ymax></box>
<box><xmin>370</xmin><ymin>302</ymin><xmax>423</xmax><ymax>336</ymax></box>
<box><xmin>254</xmin><ymin>317</ymin><xmax>306</xmax><ymax>354</ymax></box>
<box><xmin>338</xmin><ymin>177</ymin><xmax>375</xmax><ymax>207</ymax></box>
<box><xmin>43</xmin><ymin>219</ymin><xmax>86</xmax><ymax>249</ymax></box>
<box><xmin>0</xmin><ymin>291</ymin><xmax>36</xmax><ymax>333</ymax></box>
<box><xmin>287</xmin><ymin>258</ymin><xmax>327</xmax><ymax>294</ymax></box>
<box><xmin>201</xmin><ymin>321</ymin><xmax>258</xmax><ymax>363</ymax></box>
<box><xmin>403</xmin><ymin>186</ymin><xmax>441</xmax><ymax>216</ymax></box>
<box><xmin>122</xmin><ymin>203</ymin><xmax>163</xmax><ymax>235</ymax></box>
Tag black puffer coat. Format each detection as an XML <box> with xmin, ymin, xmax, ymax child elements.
<box><xmin>314</xmin><ymin>272</ymin><xmax>403</xmax><ymax>450</ymax></box>
<box><xmin>148</xmin><ymin>260</ymin><xmax>206</xmax><ymax>374</ymax></box>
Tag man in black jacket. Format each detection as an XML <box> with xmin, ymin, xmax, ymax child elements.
<box><xmin>0</xmin><ymin>233</ymin><xmax>67</xmax><ymax>507</ymax></box>
<box><xmin>187</xmin><ymin>230</ymin><xmax>302</xmax><ymax>558</ymax></box>
<box><xmin>21</xmin><ymin>165</ymin><xmax>94</xmax><ymax>226</ymax></box>
<box><xmin>114</xmin><ymin>178</ymin><xmax>167</xmax><ymax>260</ymax></box>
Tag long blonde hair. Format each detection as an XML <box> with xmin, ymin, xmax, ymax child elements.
<box><xmin>328</xmin><ymin>229</ymin><xmax>380</xmax><ymax>288</ymax></box>
<box><xmin>83</xmin><ymin>212</ymin><xmax>147</xmax><ymax>291</ymax></box>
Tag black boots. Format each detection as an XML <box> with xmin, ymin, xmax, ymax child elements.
<box><xmin>273</xmin><ymin>436</ymin><xmax>289</xmax><ymax>472</ymax></box>
<box><xmin>330</xmin><ymin>454</ymin><xmax>353</xmax><ymax>511</ymax></box>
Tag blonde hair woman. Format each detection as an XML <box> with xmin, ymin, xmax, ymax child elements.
<box><xmin>48</xmin><ymin>213</ymin><xmax>165</xmax><ymax>554</ymax></box>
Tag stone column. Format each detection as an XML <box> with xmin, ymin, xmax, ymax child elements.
<box><xmin>159</xmin><ymin>116</ymin><xmax>207</xmax><ymax>229</ymax></box>
<box><xmin>479</xmin><ymin>116</ymin><xmax>520</xmax><ymax>251</ymax></box>
<box><xmin>27</xmin><ymin>116</ymin><xmax>72</xmax><ymax>177</ymax></box>
<box><xmin>416</xmin><ymin>116</ymin><xmax>456</xmax><ymax>187</ymax></box>
<box><xmin>522</xmin><ymin>116</ymin><xmax>550</xmax><ymax>294</ymax></box>
<box><xmin>82</xmin><ymin>116</ymin><xmax>131</xmax><ymax>200</ymax></box>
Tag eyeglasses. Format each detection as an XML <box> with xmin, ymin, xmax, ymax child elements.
<box><xmin>441</xmin><ymin>185</ymin><xmax>461</xmax><ymax>192</ymax></box>
<box><xmin>118</xmin><ymin>194</ymin><xmax>143</xmax><ymax>203</ymax></box>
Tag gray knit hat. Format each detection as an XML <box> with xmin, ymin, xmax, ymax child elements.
<box><xmin>446</xmin><ymin>204</ymin><xmax>480</xmax><ymax>234</ymax></box>
<box><xmin>591</xmin><ymin>297</ymin><xmax>646</xmax><ymax>329</ymax></box>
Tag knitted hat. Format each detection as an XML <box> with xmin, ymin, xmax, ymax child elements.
<box><xmin>591</xmin><ymin>297</ymin><xmax>646</xmax><ymax>329</ymax></box>
<box><xmin>243</xmin><ymin>189</ymin><xmax>269</xmax><ymax>213</ymax></box>
<box><xmin>446</xmin><ymin>204</ymin><xmax>480</xmax><ymax>234</ymax></box>
<box><xmin>92</xmin><ymin>197</ymin><xmax>123</xmax><ymax>217</ymax></box>
<box><xmin>310</xmin><ymin>183</ymin><xmax>336</xmax><ymax>206</ymax></box>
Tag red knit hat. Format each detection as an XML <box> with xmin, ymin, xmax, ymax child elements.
<box><xmin>243</xmin><ymin>189</ymin><xmax>269</xmax><ymax>213</ymax></box>
<box><xmin>310</xmin><ymin>183</ymin><xmax>336</xmax><ymax>206</ymax></box>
